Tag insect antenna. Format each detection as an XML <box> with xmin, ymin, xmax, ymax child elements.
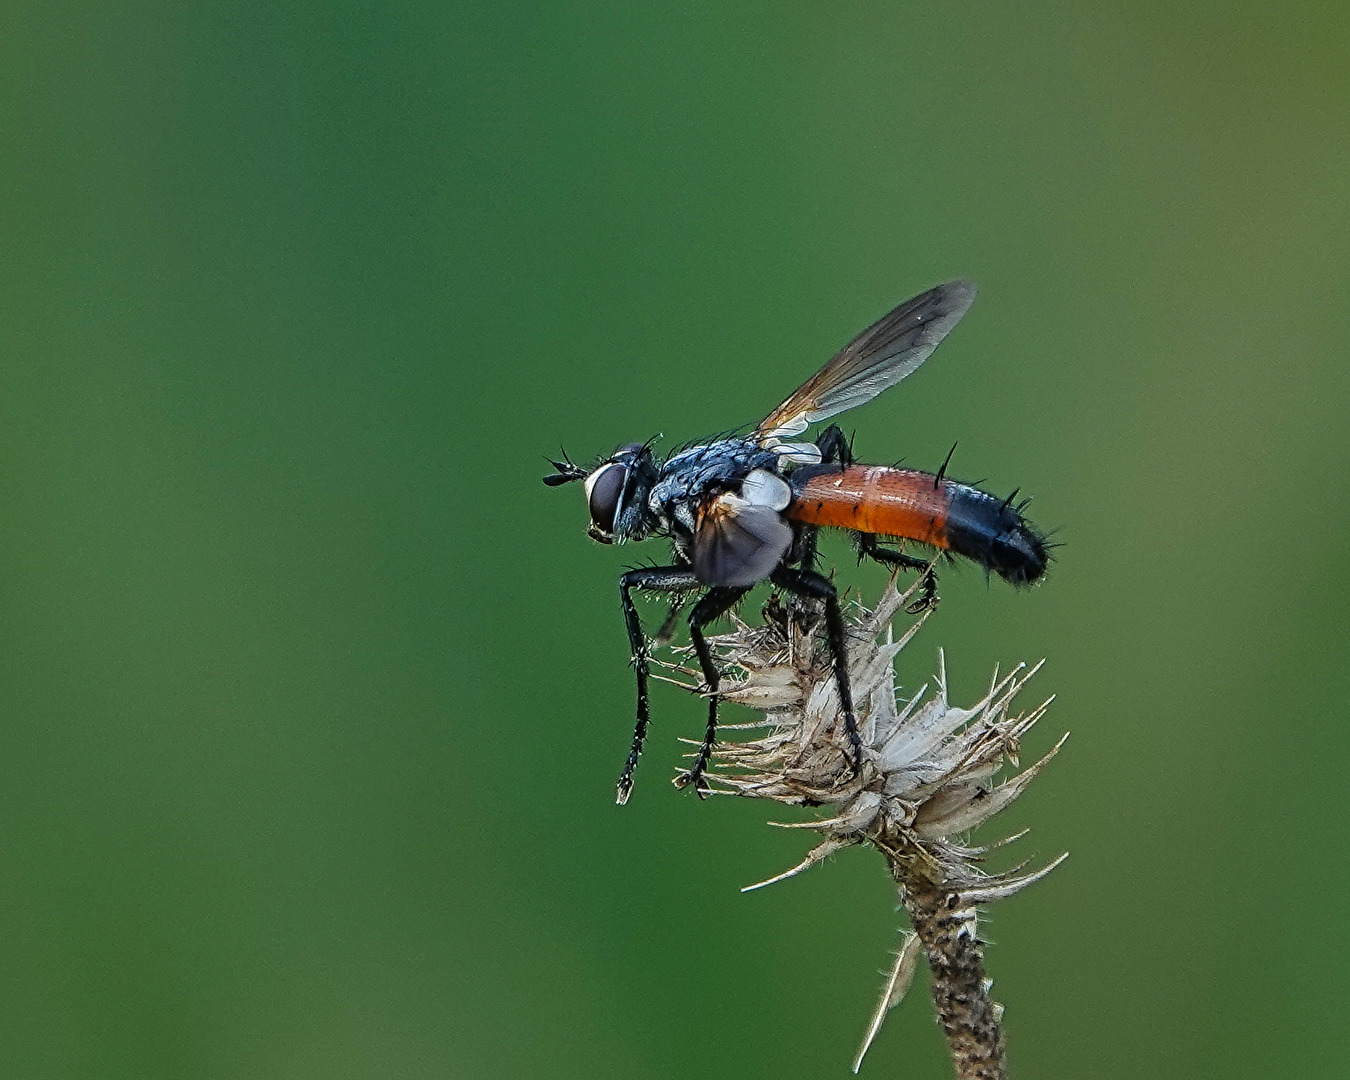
<box><xmin>542</xmin><ymin>447</ymin><xmax>588</xmax><ymax>486</ymax></box>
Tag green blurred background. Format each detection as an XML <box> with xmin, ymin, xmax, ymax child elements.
<box><xmin>3</xmin><ymin>2</ymin><xmax>1347</xmax><ymax>1077</ymax></box>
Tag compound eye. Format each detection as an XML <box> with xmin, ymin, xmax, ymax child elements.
<box><xmin>584</xmin><ymin>462</ymin><xmax>627</xmax><ymax>534</ymax></box>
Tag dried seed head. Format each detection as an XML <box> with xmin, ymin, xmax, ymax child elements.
<box><xmin>660</xmin><ymin>574</ymin><xmax>1066</xmax><ymax>1074</ymax></box>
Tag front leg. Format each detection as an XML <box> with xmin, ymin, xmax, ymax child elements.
<box><xmin>617</xmin><ymin>566</ymin><xmax>700</xmax><ymax>805</ymax></box>
<box><xmin>673</xmin><ymin>586</ymin><xmax>750</xmax><ymax>796</ymax></box>
<box><xmin>770</xmin><ymin>565</ymin><xmax>863</xmax><ymax>773</ymax></box>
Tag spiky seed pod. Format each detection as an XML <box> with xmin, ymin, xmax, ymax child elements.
<box><xmin>659</xmin><ymin>576</ymin><xmax>1066</xmax><ymax>1078</ymax></box>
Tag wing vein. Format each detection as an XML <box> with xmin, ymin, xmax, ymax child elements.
<box><xmin>756</xmin><ymin>280</ymin><xmax>976</xmax><ymax>443</ymax></box>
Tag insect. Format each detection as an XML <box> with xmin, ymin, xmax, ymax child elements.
<box><xmin>544</xmin><ymin>281</ymin><xmax>1049</xmax><ymax>804</ymax></box>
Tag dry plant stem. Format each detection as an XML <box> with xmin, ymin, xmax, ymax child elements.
<box><xmin>896</xmin><ymin>870</ymin><xmax>1006</xmax><ymax>1080</ymax></box>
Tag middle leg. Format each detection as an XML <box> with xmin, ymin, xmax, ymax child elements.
<box><xmin>673</xmin><ymin>585</ymin><xmax>750</xmax><ymax>795</ymax></box>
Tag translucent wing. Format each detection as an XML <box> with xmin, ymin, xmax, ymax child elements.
<box><xmin>692</xmin><ymin>470</ymin><xmax>793</xmax><ymax>587</ymax></box>
<box><xmin>755</xmin><ymin>280</ymin><xmax>976</xmax><ymax>443</ymax></box>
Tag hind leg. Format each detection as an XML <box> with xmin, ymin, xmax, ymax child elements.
<box><xmin>788</xmin><ymin>423</ymin><xmax>852</xmax><ymax>615</ymax></box>
<box><xmin>815</xmin><ymin>424</ymin><xmax>853</xmax><ymax>468</ymax></box>
<box><xmin>770</xmin><ymin>565</ymin><xmax>863</xmax><ymax>773</ymax></box>
<box><xmin>856</xmin><ymin>533</ymin><xmax>940</xmax><ymax>613</ymax></box>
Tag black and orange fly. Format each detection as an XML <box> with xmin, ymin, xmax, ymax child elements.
<box><xmin>544</xmin><ymin>282</ymin><xmax>1049</xmax><ymax>803</ymax></box>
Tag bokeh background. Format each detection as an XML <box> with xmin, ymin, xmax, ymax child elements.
<box><xmin>3</xmin><ymin>2</ymin><xmax>1348</xmax><ymax>1077</ymax></box>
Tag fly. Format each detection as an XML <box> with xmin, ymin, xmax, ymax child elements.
<box><xmin>544</xmin><ymin>281</ymin><xmax>1049</xmax><ymax>804</ymax></box>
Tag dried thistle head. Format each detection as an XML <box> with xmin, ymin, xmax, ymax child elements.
<box><xmin>660</xmin><ymin>574</ymin><xmax>1066</xmax><ymax>1075</ymax></box>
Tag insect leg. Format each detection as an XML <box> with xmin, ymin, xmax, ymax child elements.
<box><xmin>856</xmin><ymin>533</ymin><xmax>940</xmax><ymax>613</ymax></box>
<box><xmin>792</xmin><ymin>423</ymin><xmax>850</xmax><ymax>584</ymax></box>
<box><xmin>770</xmin><ymin>565</ymin><xmax>863</xmax><ymax>773</ymax></box>
<box><xmin>675</xmin><ymin>586</ymin><xmax>751</xmax><ymax>796</ymax></box>
<box><xmin>814</xmin><ymin>423</ymin><xmax>854</xmax><ymax>467</ymax></box>
<box><xmin>653</xmin><ymin>593</ymin><xmax>692</xmax><ymax>645</ymax></box>
<box><xmin>794</xmin><ymin>523</ymin><xmax>824</xmax><ymax>578</ymax></box>
<box><xmin>618</xmin><ymin>566</ymin><xmax>701</xmax><ymax>805</ymax></box>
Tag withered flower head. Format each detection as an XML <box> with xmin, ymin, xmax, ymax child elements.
<box><xmin>660</xmin><ymin>574</ymin><xmax>1066</xmax><ymax>1077</ymax></box>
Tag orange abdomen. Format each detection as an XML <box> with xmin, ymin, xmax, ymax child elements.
<box><xmin>786</xmin><ymin>463</ymin><xmax>1050</xmax><ymax>585</ymax></box>
<box><xmin>787</xmin><ymin>466</ymin><xmax>951</xmax><ymax>547</ymax></box>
